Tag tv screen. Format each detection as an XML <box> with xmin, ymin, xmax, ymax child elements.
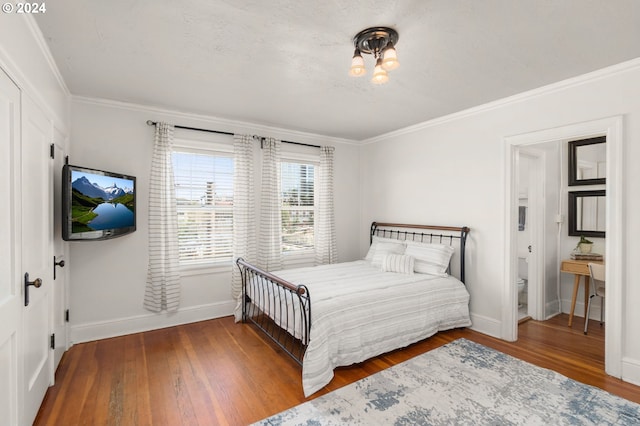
<box><xmin>62</xmin><ymin>164</ymin><xmax>136</xmax><ymax>241</ymax></box>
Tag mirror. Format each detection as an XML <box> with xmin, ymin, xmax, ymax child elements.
<box><xmin>568</xmin><ymin>190</ymin><xmax>605</xmax><ymax>237</ymax></box>
<box><xmin>518</xmin><ymin>206</ymin><xmax>526</xmax><ymax>231</ymax></box>
<box><xmin>568</xmin><ymin>136</ymin><xmax>606</xmax><ymax>186</ymax></box>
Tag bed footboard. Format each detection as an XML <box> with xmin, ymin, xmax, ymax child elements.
<box><xmin>235</xmin><ymin>258</ymin><xmax>310</xmax><ymax>366</ymax></box>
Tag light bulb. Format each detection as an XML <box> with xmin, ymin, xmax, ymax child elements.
<box><xmin>349</xmin><ymin>49</ymin><xmax>365</xmax><ymax>77</ymax></box>
<box><xmin>381</xmin><ymin>42</ymin><xmax>399</xmax><ymax>71</ymax></box>
<box><xmin>371</xmin><ymin>58</ymin><xmax>388</xmax><ymax>84</ymax></box>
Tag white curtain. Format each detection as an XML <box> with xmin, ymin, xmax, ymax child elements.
<box><xmin>232</xmin><ymin>134</ymin><xmax>256</xmax><ymax>322</ymax></box>
<box><xmin>315</xmin><ymin>146</ymin><xmax>337</xmax><ymax>265</ymax></box>
<box><xmin>144</xmin><ymin>122</ymin><xmax>181</xmax><ymax>312</ymax></box>
<box><xmin>257</xmin><ymin>137</ymin><xmax>283</xmax><ymax>271</ymax></box>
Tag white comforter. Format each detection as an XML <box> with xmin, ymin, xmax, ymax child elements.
<box><xmin>268</xmin><ymin>260</ymin><xmax>471</xmax><ymax>397</ymax></box>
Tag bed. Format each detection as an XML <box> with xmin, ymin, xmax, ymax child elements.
<box><xmin>235</xmin><ymin>222</ymin><xmax>471</xmax><ymax>396</ymax></box>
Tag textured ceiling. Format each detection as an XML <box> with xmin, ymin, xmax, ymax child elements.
<box><xmin>35</xmin><ymin>0</ymin><xmax>640</xmax><ymax>140</ymax></box>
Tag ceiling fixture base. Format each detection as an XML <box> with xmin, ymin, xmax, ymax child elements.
<box><xmin>353</xmin><ymin>27</ymin><xmax>399</xmax><ymax>55</ymax></box>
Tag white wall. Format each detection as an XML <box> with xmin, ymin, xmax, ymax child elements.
<box><xmin>68</xmin><ymin>98</ymin><xmax>362</xmax><ymax>343</ymax></box>
<box><xmin>360</xmin><ymin>59</ymin><xmax>640</xmax><ymax>385</ymax></box>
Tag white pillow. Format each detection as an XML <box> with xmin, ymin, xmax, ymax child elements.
<box><xmin>364</xmin><ymin>236</ymin><xmax>406</xmax><ymax>262</ymax></box>
<box><xmin>365</xmin><ymin>237</ymin><xmax>406</xmax><ymax>267</ymax></box>
<box><xmin>382</xmin><ymin>254</ymin><xmax>415</xmax><ymax>274</ymax></box>
<box><xmin>404</xmin><ymin>241</ymin><xmax>455</xmax><ymax>276</ymax></box>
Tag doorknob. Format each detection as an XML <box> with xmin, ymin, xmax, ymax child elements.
<box><xmin>54</xmin><ymin>256</ymin><xmax>65</xmax><ymax>280</ymax></box>
<box><xmin>528</xmin><ymin>245</ymin><xmax>532</xmax><ymax>253</ymax></box>
<box><xmin>24</xmin><ymin>272</ymin><xmax>42</xmax><ymax>306</ymax></box>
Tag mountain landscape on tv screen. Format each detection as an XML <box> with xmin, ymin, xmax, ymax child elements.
<box><xmin>71</xmin><ymin>176</ymin><xmax>134</xmax><ymax>233</ymax></box>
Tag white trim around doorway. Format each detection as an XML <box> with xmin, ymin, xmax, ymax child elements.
<box><xmin>503</xmin><ymin>115</ymin><xmax>623</xmax><ymax>378</ymax></box>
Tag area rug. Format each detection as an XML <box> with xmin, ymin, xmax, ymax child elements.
<box><xmin>254</xmin><ymin>338</ymin><xmax>640</xmax><ymax>425</ymax></box>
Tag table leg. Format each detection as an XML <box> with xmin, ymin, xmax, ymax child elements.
<box><xmin>568</xmin><ymin>274</ymin><xmax>581</xmax><ymax>327</ymax></box>
<box><xmin>584</xmin><ymin>276</ymin><xmax>590</xmax><ymax>320</ymax></box>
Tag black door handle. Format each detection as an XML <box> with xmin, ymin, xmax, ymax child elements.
<box><xmin>54</xmin><ymin>256</ymin><xmax>65</xmax><ymax>280</ymax></box>
<box><xmin>24</xmin><ymin>272</ymin><xmax>42</xmax><ymax>306</ymax></box>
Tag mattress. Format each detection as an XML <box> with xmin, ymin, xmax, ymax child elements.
<box><xmin>263</xmin><ymin>260</ymin><xmax>471</xmax><ymax>396</ymax></box>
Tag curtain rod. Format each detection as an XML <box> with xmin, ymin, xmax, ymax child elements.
<box><xmin>146</xmin><ymin>120</ymin><xmax>321</xmax><ymax>149</ymax></box>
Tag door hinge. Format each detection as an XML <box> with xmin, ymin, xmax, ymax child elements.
<box><xmin>50</xmin><ymin>333</ymin><xmax>55</xmax><ymax>349</ymax></box>
<box><xmin>50</xmin><ymin>143</ymin><xmax>55</xmax><ymax>159</ymax></box>
<box><xmin>65</xmin><ymin>309</ymin><xmax>70</xmax><ymax>322</ymax></box>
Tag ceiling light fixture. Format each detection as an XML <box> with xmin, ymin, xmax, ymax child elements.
<box><xmin>349</xmin><ymin>27</ymin><xmax>399</xmax><ymax>84</ymax></box>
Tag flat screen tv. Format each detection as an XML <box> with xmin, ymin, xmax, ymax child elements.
<box><xmin>62</xmin><ymin>164</ymin><xmax>136</xmax><ymax>241</ymax></box>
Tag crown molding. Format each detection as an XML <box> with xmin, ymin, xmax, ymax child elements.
<box><xmin>72</xmin><ymin>95</ymin><xmax>360</xmax><ymax>147</ymax></box>
<box><xmin>25</xmin><ymin>15</ymin><xmax>71</xmax><ymax>98</ymax></box>
<box><xmin>362</xmin><ymin>57</ymin><xmax>640</xmax><ymax>145</ymax></box>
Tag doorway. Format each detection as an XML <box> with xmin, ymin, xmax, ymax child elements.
<box><xmin>503</xmin><ymin>116</ymin><xmax>623</xmax><ymax>378</ymax></box>
<box><xmin>515</xmin><ymin>149</ymin><xmax>544</xmax><ymax>322</ymax></box>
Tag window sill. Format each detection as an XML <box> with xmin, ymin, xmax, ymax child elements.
<box><xmin>178</xmin><ymin>253</ymin><xmax>316</xmax><ymax>276</ymax></box>
<box><xmin>282</xmin><ymin>250</ymin><xmax>316</xmax><ymax>269</ymax></box>
<box><xmin>179</xmin><ymin>261</ymin><xmax>233</xmax><ymax>277</ymax></box>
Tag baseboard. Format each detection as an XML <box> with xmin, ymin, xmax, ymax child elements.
<box><xmin>560</xmin><ymin>298</ymin><xmax>603</xmax><ymax>320</ymax></box>
<box><xmin>70</xmin><ymin>300</ymin><xmax>235</xmax><ymax>344</ymax></box>
<box><xmin>468</xmin><ymin>312</ymin><xmax>502</xmax><ymax>339</ymax></box>
<box><xmin>622</xmin><ymin>356</ymin><xmax>640</xmax><ymax>387</ymax></box>
<box><xmin>544</xmin><ymin>300</ymin><xmax>560</xmax><ymax>319</ymax></box>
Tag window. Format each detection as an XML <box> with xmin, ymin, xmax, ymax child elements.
<box><xmin>281</xmin><ymin>161</ymin><xmax>316</xmax><ymax>253</ymax></box>
<box><xmin>172</xmin><ymin>150</ymin><xmax>234</xmax><ymax>265</ymax></box>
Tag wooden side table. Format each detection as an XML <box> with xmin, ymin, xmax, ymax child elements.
<box><xmin>560</xmin><ymin>258</ymin><xmax>604</xmax><ymax>327</ymax></box>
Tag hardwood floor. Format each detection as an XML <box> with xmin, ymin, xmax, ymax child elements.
<box><xmin>35</xmin><ymin>314</ymin><xmax>639</xmax><ymax>425</ymax></box>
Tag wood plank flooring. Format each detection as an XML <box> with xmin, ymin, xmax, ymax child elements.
<box><xmin>35</xmin><ymin>314</ymin><xmax>640</xmax><ymax>425</ymax></box>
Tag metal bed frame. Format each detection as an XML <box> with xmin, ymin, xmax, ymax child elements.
<box><xmin>235</xmin><ymin>222</ymin><xmax>470</xmax><ymax>366</ymax></box>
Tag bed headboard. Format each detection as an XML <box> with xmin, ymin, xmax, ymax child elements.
<box><xmin>370</xmin><ymin>222</ymin><xmax>470</xmax><ymax>284</ymax></box>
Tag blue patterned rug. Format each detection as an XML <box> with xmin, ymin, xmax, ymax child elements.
<box><xmin>254</xmin><ymin>338</ymin><xmax>640</xmax><ymax>425</ymax></box>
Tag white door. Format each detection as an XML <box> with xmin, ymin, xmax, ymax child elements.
<box><xmin>51</xmin><ymin>137</ymin><xmax>68</xmax><ymax>370</ymax></box>
<box><xmin>0</xmin><ymin>67</ymin><xmax>22</xmax><ymax>426</ymax></box>
<box><xmin>22</xmin><ymin>94</ymin><xmax>54</xmax><ymax>425</ymax></box>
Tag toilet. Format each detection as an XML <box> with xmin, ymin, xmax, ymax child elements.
<box><xmin>517</xmin><ymin>277</ymin><xmax>526</xmax><ymax>297</ymax></box>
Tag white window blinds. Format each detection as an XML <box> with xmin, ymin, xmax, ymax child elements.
<box><xmin>281</xmin><ymin>161</ymin><xmax>315</xmax><ymax>252</ymax></box>
<box><xmin>172</xmin><ymin>151</ymin><xmax>234</xmax><ymax>264</ymax></box>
